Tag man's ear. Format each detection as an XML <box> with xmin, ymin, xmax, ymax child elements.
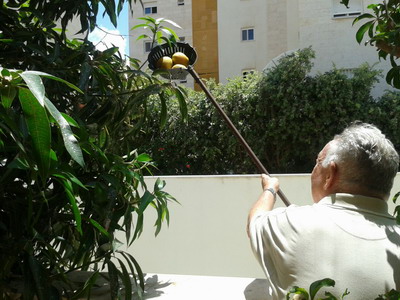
<box><xmin>324</xmin><ymin>161</ymin><xmax>337</xmax><ymax>190</ymax></box>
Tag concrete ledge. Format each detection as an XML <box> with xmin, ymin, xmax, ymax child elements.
<box><xmin>141</xmin><ymin>274</ymin><xmax>269</xmax><ymax>299</ymax></box>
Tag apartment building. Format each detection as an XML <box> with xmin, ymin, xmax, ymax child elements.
<box><xmin>129</xmin><ymin>0</ymin><xmax>393</xmax><ymax>96</ymax></box>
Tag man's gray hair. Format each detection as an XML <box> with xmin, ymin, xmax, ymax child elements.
<box><xmin>322</xmin><ymin>122</ymin><xmax>399</xmax><ymax>196</ymax></box>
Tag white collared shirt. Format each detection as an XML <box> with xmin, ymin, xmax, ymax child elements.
<box><xmin>249</xmin><ymin>193</ymin><xmax>400</xmax><ymax>299</ymax></box>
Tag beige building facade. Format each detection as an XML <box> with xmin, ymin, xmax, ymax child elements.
<box><xmin>129</xmin><ymin>0</ymin><xmax>393</xmax><ymax>96</ymax></box>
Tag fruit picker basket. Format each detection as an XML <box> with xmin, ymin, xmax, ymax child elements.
<box><xmin>148</xmin><ymin>42</ymin><xmax>197</xmax><ymax>80</ymax></box>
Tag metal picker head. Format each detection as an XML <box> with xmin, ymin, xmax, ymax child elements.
<box><xmin>148</xmin><ymin>42</ymin><xmax>198</xmax><ymax>80</ymax></box>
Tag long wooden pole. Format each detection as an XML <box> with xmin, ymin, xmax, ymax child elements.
<box><xmin>187</xmin><ymin>66</ymin><xmax>291</xmax><ymax>206</ymax></box>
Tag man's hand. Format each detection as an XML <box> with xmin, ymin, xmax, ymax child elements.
<box><xmin>261</xmin><ymin>174</ymin><xmax>279</xmax><ymax>193</ymax></box>
<box><xmin>247</xmin><ymin>174</ymin><xmax>280</xmax><ymax>237</ymax></box>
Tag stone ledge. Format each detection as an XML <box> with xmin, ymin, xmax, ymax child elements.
<box><xmin>141</xmin><ymin>273</ymin><xmax>269</xmax><ymax>299</ymax></box>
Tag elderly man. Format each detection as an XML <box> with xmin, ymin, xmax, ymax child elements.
<box><xmin>247</xmin><ymin>123</ymin><xmax>400</xmax><ymax>299</ymax></box>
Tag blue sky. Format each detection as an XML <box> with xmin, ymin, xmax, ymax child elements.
<box><xmin>89</xmin><ymin>2</ymin><xmax>130</xmax><ymax>56</ymax></box>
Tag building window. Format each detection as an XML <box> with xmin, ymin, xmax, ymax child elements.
<box><xmin>144</xmin><ymin>6</ymin><xmax>157</xmax><ymax>15</ymax></box>
<box><xmin>144</xmin><ymin>41</ymin><xmax>152</xmax><ymax>53</ymax></box>
<box><xmin>241</xmin><ymin>28</ymin><xmax>254</xmax><ymax>41</ymax></box>
<box><xmin>177</xmin><ymin>0</ymin><xmax>184</xmax><ymax>5</ymax></box>
<box><xmin>332</xmin><ymin>0</ymin><xmax>361</xmax><ymax>18</ymax></box>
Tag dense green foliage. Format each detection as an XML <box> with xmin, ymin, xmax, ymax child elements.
<box><xmin>287</xmin><ymin>278</ymin><xmax>400</xmax><ymax>300</ymax></box>
<box><xmin>136</xmin><ymin>47</ymin><xmax>400</xmax><ymax>175</ymax></box>
<box><xmin>0</xmin><ymin>1</ymin><xmax>186</xmax><ymax>299</ymax></box>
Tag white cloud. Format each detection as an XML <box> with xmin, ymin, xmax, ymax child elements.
<box><xmin>88</xmin><ymin>26</ymin><xmax>127</xmax><ymax>57</ymax></box>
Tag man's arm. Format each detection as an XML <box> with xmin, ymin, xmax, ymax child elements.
<box><xmin>247</xmin><ymin>174</ymin><xmax>280</xmax><ymax>237</ymax></box>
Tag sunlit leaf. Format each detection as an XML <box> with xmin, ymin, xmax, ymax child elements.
<box><xmin>137</xmin><ymin>153</ymin><xmax>152</xmax><ymax>162</ymax></box>
<box><xmin>20</xmin><ymin>72</ymin><xmax>46</xmax><ymax>106</ymax></box>
<box><xmin>130</xmin><ymin>23</ymin><xmax>148</xmax><ymax>30</ymax></box>
<box><xmin>22</xmin><ymin>70</ymin><xmax>83</xmax><ymax>93</ymax></box>
<box><xmin>154</xmin><ymin>178</ymin><xmax>166</xmax><ymax>192</ymax></box>
<box><xmin>138</xmin><ymin>16</ymin><xmax>156</xmax><ymax>24</ymax></box>
<box><xmin>160</xmin><ymin>19</ymin><xmax>182</xmax><ymax>29</ymax></box>
<box><xmin>44</xmin><ymin>97</ymin><xmax>85</xmax><ymax>167</ymax></box>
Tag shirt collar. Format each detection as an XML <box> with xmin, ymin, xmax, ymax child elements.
<box><xmin>318</xmin><ymin>193</ymin><xmax>392</xmax><ymax>218</ymax></box>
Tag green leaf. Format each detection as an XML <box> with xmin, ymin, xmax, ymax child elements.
<box><xmin>393</xmin><ymin>191</ymin><xmax>400</xmax><ymax>204</ymax></box>
<box><xmin>116</xmin><ymin>258</ymin><xmax>132</xmax><ymax>300</ymax></box>
<box><xmin>321</xmin><ymin>291</ymin><xmax>339</xmax><ymax>300</ymax></box>
<box><xmin>286</xmin><ymin>286</ymin><xmax>309</xmax><ymax>300</ymax></box>
<box><xmin>143</xmin><ymin>16</ymin><xmax>157</xmax><ymax>24</ymax></box>
<box><xmin>174</xmin><ymin>86</ymin><xmax>188</xmax><ymax>121</ymax></box>
<box><xmin>160</xmin><ymin>19</ymin><xmax>182</xmax><ymax>29</ymax></box>
<box><xmin>71</xmin><ymin>271</ymin><xmax>100</xmax><ymax>299</ymax></box>
<box><xmin>61</xmin><ymin>113</ymin><xmax>79</xmax><ymax>127</ymax></box>
<box><xmin>136</xmin><ymin>33</ymin><xmax>150</xmax><ymax>41</ymax></box>
<box><xmin>122</xmin><ymin>252</ymin><xmax>145</xmax><ymax>292</ymax></box>
<box><xmin>130</xmin><ymin>23</ymin><xmax>149</xmax><ymax>30</ymax></box>
<box><xmin>28</xmin><ymin>256</ymin><xmax>49</xmax><ymax>300</ymax></box>
<box><xmin>309</xmin><ymin>278</ymin><xmax>335</xmax><ymax>300</ymax></box>
<box><xmin>52</xmin><ymin>172</ymin><xmax>87</xmax><ymax>190</ymax></box>
<box><xmin>89</xmin><ymin>218</ymin><xmax>111</xmax><ymax>239</ymax></box>
<box><xmin>355</xmin><ymin>21</ymin><xmax>374</xmax><ymax>44</ymax></box>
<box><xmin>394</xmin><ymin>206</ymin><xmax>400</xmax><ymax>224</ymax></box>
<box><xmin>22</xmin><ymin>70</ymin><xmax>83</xmax><ymax>94</ymax></box>
<box><xmin>18</xmin><ymin>88</ymin><xmax>51</xmax><ymax>180</ymax></box>
<box><xmin>154</xmin><ymin>178</ymin><xmax>166</xmax><ymax>192</ymax></box>
<box><xmin>138</xmin><ymin>190</ymin><xmax>155</xmax><ymax>214</ymax></box>
<box><xmin>78</xmin><ymin>62</ymin><xmax>92</xmax><ymax>90</ymax></box>
<box><xmin>340</xmin><ymin>0</ymin><xmax>349</xmax><ymax>8</ymax></box>
<box><xmin>20</xmin><ymin>72</ymin><xmax>46</xmax><ymax>106</ymax></box>
<box><xmin>352</xmin><ymin>13</ymin><xmax>374</xmax><ymax>25</ymax></box>
<box><xmin>160</xmin><ymin>27</ymin><xmax>180</xmax><ymax>41</ymax></box>
<box><xmin>7</xmin><ymin>157</ymin><xmax>29</xmax><ymax>170</ymax></box>
<box><xmin>137</xmin><ymin>153</ymin><xmax>152</xmax><ymax>162</ymax></box>
<box><xmin>102</xmin><ymin>47</ymin><xmax>119</xmax><ymax>58</ymax></box>
<box><xmin>0</xmin><ymin>85</ymin><xmax>17</xmax><ymax>108</ymax></box>
<box><xmin>64</xmin><ymin>180</ymin><xmax>83</xmax><ymax>235</ymax></box>
<box><xmin>159</xmin><ymin>92</ymin><xmax>168</xmax><ymax>128</ymax></box>
<box><xmin>386</xmin><ymin>68</ymin><xmax>397</xmax><ymax>85</ymax></box>
<box><xmin>44</xmin><ymin>97</ymin><xmax>85</xmax><ymax>167</ymax></box>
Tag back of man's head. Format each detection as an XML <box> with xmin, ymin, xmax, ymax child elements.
<box><xmin>323</xmin><ymin>122</ymin><xmax>399</xmax><ymax>198</ymax></box>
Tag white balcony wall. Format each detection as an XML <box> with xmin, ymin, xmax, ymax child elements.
<box><xmin>117</xmin><ymin>173</ymin><xmax>400</xmax><ymax>279</ymax></box>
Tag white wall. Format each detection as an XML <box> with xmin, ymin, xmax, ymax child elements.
<box><xmin>218</xmin><ymin>0</ymin><xmax>270</xmax><ymax>83</ymax></box>
<box><xmin>117</xmin><ymin>173</ymin><xmax>400</xmax><ymax>279</ymax></box>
